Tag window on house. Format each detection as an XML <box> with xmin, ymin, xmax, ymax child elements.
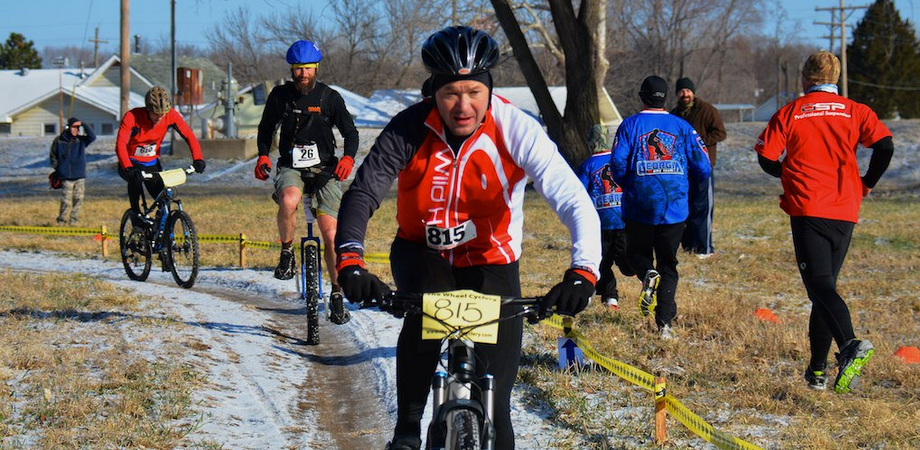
<box><xmin>101</xmin><ymin>123</ymin><xmax>114</xmax><ymax>135</ymax></box>
<box><xmin>44</xmin><ymin>123</ymin><xmax>57</xmax><ymax>135</ymax></box>
<box><xmin>0</xmin><ymin>123</ymin><xmax>10</xmax><ymax>135</ymax></box>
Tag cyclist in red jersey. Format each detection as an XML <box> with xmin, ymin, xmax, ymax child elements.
<box><xmin>116</xmin><ymin>86</ymin><xmax>205</xmax><ymax>222</ymax></box>
<box><xmin>755</xmin><ymin>51</ymin><xmax>893</xmax><ymax>393</ymax></box>
<box><xmin>335</xmin><ymin>26</ymin><xmax>601</xmax><ymax>450</ymax></box>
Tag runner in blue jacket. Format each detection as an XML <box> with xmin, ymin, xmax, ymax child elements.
<box><xmin>610</xmin><ymin>76</ymin><xmax>711</xmax><ymax>337</ymax></box>
<box><xmin>577</xmin><ymin>125</ymin><xmax>634</xmax><ymax>311</ymax></box>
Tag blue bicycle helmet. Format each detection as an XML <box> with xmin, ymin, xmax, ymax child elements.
<box><xmin>286</xmin><ymin>40</ymin><xmax>322</xmax><ymax>67</ymax></box>
<box><xmin>422</xmin><ymin>26</ymin><xmax>499</xmax><ymax>76</ymax></box>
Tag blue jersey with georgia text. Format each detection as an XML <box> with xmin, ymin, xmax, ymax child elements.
<box><xmin>576</xmin><ymin>151</ymin><xmax>624</xmax><ymax>230</ymax></box>
<box><xmin>610</xmin><ymin>110</ymin><xmax>711</xmax><ymax>225</ymax></box>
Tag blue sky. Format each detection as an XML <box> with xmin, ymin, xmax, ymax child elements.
<box><xmin>3</xmin><ymin>0</ymin><xmax>918</xmax><ymax>61</ymax></box>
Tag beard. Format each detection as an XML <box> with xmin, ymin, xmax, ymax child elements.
<box><xmin>295</xmin><ymin>76</ymin><xmax>315</xmax><ymax>95</ymax></box>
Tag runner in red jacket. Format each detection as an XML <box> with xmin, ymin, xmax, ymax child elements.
<box><xmin>755</xmin><ymin>51</ymin><xmax>893</xmax><ymax>393</ymax></box>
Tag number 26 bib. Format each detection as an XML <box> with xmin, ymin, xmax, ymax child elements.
<box><xmin>292</xmin><ymin>142</ymin><xmax>321</xmax><ymax>169</ymax></box>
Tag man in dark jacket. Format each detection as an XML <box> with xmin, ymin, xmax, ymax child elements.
<box><xmin>671</xmin><ymin>77</ymin><xmax>726</xmax><ymax>257</ymax></box>
<box><xmin>50</xmin><ymin>117</ymin><xmax>95</xmax><ymax>225</ymax></box>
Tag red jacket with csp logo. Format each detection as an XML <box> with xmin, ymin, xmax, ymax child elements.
<box><xmin>116</xmin><ymin>107</ymin><xmax>203</xmax><ymax>168</ymax></box>
<box><xmin>755</xmin><ymin>91</ymin><xmax>891</xmax><ymax>223</ymax></box>
<box><xmin>337</xmin><ymin>96</ymin><xmax>600</xmax><ymax>275</ymax></box>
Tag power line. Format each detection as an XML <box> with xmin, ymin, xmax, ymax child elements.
<box><xmin>849</xmin><ymin>79</ymin><xmax>920</xmax><ymax>90</ymax></box>
<box><xmin>815</xmin><ymin>1</ymin><xmax>870</xmax><ymax>98</ymax></box>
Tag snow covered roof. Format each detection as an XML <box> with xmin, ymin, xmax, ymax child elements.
<box><xmin>0</xmin><ymin>68</ymin><xmax>86</xmax><ymax>122</ymax></box>
<box><xmin>355</xmin><ymin>89</ymin><xmax>423</xmax><ymax>127</ymax></box>
<box><xmin>330</xmin><ymin>84</ymin><xmax>369</xmax><ymax>118</ymax></box>
<box><xmin>1</xmin><ymin>58</ymin><xmax>150</xmax><ymax>122</ymax></box>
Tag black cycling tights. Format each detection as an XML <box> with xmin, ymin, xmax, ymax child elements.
<box><xmin>390</xmin><ymin>237</ymin><xmax>523</xmax><ymax>449</ymax></box>
<box><xmin>118</xmin><ymin>162</ymin><xmax>164</xmax><ymax>214</ymax></box>
<box><xmin>790</xmin><ymin>216</ymin><xmax>857</xmax><ymax>370</ymax></box>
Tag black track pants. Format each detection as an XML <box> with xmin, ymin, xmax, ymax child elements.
<box><xmin>118</xmin><ymin>162</ymin><xmax>164</xmax><ymax>214</ymax></box>
<box><xmin>790</xmin><ymin>216</ymin><xmax>856</xmax><ymax>370</ymax></box>
<box><xmin>389</xmin><ymin>237</ymin><xmax>523</xmax><ymax>449</ymax></box>
<box><xmin>625</xmin><ymin>221</ymin><xmax>684</xmax><ymax>328</ymax></box>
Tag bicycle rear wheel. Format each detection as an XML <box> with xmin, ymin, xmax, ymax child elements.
<box><xmin>303</xmin><ymin>243</ymin><xmax>320</xmax><ymax>345</ymax></box>
<box><xmin>166</xmin><ymin>210</ymin><xmax>199</xmax><ymax>288</ymax></box>
<box><xmin>119</xmin><ymin>209</ymin><xmax>151</xmax><ymax>281</ymax></box>
<box><xmin>446</xmin><ymin>410</ymin><xmax>480</xmax><ymax>450</ymax></box>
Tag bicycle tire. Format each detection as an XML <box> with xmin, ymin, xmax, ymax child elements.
<box><xmin>304</xmin><ymin>243</ymin><xmax>320</xmax><ymax>345</ymax></box>
<box><xmin>446</xmin><ymin>409</ymin><xmax>480</xmax><ymax>450</ymax></box>
<box><xmin>166</xmin><ymin>210</ymin><xmax>199</xmax><ymax>288</ymax></box>
<box><xmin>119</xmin><ymin>209</ymin><xmax>152</xmax><ymax>281</ymax></box>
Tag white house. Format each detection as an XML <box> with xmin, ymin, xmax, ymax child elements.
<box><xmin>0</xmin><ymin>55</ymin><xmax>151</xmax><ymax>137</ymax></box>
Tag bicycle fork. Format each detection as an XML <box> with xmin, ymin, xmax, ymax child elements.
<box><xmin>430</xmin><ymin>340</ymin><xmax>496</xmax><ymax>450</ymax></box>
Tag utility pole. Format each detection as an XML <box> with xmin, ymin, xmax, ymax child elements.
<box><xmin>88</xmin><ymin>27</ymin><xmax>108</xmax><ymax>67</ymax></box>
<box><xmin>816</xmin><ymin>0</ymin><xmax>869</xmax><ymax>98</ymax></box>
<box><xmin>169</xmin><ymin>0</ymin><xmax>177</xmax><ymax>154</ymax></box>
<box><xmin>120</xmin><ymin>0</ymin><xmax>130</xmax><ymax>118</ymax></box>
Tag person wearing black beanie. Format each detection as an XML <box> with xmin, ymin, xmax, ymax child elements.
<box><xmin>639</xmin><ymin>76</ymin><xmax>668</xmax><ymax>108</ymax></box>
<box><xmin>609</xmin><ymin>75</ymin><xmax>712</xmax><ymax>339</ymax></box>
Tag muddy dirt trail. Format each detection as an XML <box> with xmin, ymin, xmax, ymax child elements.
<box><xmin>195</xmin><ymin>285</ymin><xmax>392</xmax><ymax>450</ymax></box>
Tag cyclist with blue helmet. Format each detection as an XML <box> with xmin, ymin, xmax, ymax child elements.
<box><xmin>255</xmin><ymin>39</ymin><xmax>358</xmax><ymax>325</ymax></box>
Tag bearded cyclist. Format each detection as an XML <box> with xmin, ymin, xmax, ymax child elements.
<box><xmin>335</xmin><ymin>26</ymin><xmax>601</xmax><ymax>450</ymax></box>
<box><xmin>116</xmin><ymin>86</ymin><xmax>205</xmax><ymax>224</ymax></box>
<box><xmin>254</xmin><ymin>40</ymin><xmax>358</xmax><ymax>326</ymax></box>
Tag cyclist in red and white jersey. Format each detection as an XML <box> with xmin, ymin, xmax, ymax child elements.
<box><xmin>116</xmin><ymin>86</ymin><xmax>205</xmax><ymax>221</ymax></box>
<box><xmin>335</xmin><ymin>26</ymin><xmax>601</xmax><ymax>450</ymax></box>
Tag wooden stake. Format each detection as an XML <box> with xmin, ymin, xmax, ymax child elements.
<box><xmin>101</xmin><ymin>225</ymin><xmax>108</xmax><ymax>259</ymax></box>
<box><xmin>239</xmin><ymin>233</ymin><xmax>246</xmax><ymax>268</ymax></box>
<box><xmin>655</xmin><ymin>375</ymin><xmax>667</xmax><ymax>445</ymax></box>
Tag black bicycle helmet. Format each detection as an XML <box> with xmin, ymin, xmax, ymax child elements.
<box><xmin>421</xmin><ymin>26</ymin><xmax>499</xmax><ymax>76</ymax></box>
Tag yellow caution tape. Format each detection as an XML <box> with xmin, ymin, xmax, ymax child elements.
<box><xmin>0</xmin><ymin>225</ymin><xmax>103</xmax><ymax>237</ymax></box>
<box><xmin>665</xmin><ymin>395</ymin><xmax>763</xmax><ymax>450</ymax></box>
<box><xmin>540</xmin><ymin>315</ymin><xmax>763</xmax><ymax>450</ymax></box>
<box><xmin>197</xmin><ymin>234</ymin><xmax>243</xmax><ymax>243</ymax></box>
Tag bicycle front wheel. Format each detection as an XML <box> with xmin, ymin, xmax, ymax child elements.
<box><xmin>303</xmin><ymin>243</ymin><xmax>320</xmax><ymax>345</ymax></box>
<box><xmin>446</xmin><ymin>410</ymin><xmax>480</xmax><ymax>450</ymax></box>
<box><xmin>119</xmin><ymin>209</ymin><xmax>151</xmax><ymax>281</ymax></box>
<box><xmin>166</xmin><ymin>210</ymin><xmax>199</xmax><ymax>288</ymax></box>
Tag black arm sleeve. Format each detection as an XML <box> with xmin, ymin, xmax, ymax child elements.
<box><xmin>82</xmin><ymin>123</ymin><xmax>96</xmax><ymax>145</ymax></box>
<box><xmin>330</xmin><ymin>90</ymin><xmax>359</xmax><ymax>158</ymax></box>
<box><xmin>335</xmin><ymin>103</ymin><xmax>431</xmax><ymax>254</ymax></box>
<box><xmin>862</xmin><ymin>136</ymin><xmax>893</xmax><ymax>189</ymax></box>
<box><xmin>257</xmin><ymin>88</ymin><xmax>284</xmax><ymax>157</ymax></box>
<box><xmin>758</xmin><ymin>154</ymin><xmax>782</xmax><ymax>178</ymax></box>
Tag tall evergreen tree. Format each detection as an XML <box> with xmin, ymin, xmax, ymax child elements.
<box><xmin>847</xmin><ymin>0</ymin><xmax>920</xmax><ymax>118</ymax></box>
<box><xmin>0</xmin><ymin>32</ymin><xmax>43</xmax><ymax>70</ymax></box>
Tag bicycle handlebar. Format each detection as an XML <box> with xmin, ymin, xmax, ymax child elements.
<box><xmin>370</xmin><ymin>291</ymin><xmax>545</xmax><ymax>321</ymax></box>
<box><xmin>141</xmin><ymin>165</ymin><xmax>196</xmax><ymax>179</ymax></box>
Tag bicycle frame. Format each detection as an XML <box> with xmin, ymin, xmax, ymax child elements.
<box><xmin>299</xmin><ymin>195</ymin><xmax>324</xmax><ymax>303</ymax></box>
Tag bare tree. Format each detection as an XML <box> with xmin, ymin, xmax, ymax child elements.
<box><xmin>207</xmin><ymin>6</ymin><xmax>281</xmax><ymax>84</ymax></box>
<box><xmin>491</xmin><ymin>0</ymin><xmax>607</xmax><ymax>166</ymax></box>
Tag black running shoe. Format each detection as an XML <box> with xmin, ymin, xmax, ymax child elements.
<box><xmin>834</xmin><ymin>339</ymin><xmax>874</xmax><ymax>393</ymax></box>
<box><xmin>273</xmin><ymin>249</ymin><xmax>295</xmax><ymax>280</ymax></box>
<box><xmin>329</xmin><ymin>290</ymin><xmax>351</xmax><ymax>325</ymax></box>
<box><xmin>638</xmin><ymin>269</ymin><xmax>660</xmax><ymax>317</ymax></box>
<box><xmin>804</xmin><ymin>363</ymin><xmax>828</xmax><ymax>391</ymax></box>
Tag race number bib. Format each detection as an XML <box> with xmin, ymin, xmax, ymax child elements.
<box><xmin>425</xmin><ymin>220</ymin><xmax>477</xmax><ymax>250</ymax></box>
<box><xmin>134</xmin><ymin>143</ymin><xmax>157</xmax><ymax>157</ymax></box>
<box><xmin>292</xmin><ymin>142</ymin><xmax>321</xmax><ymax>169</ymax></box>
<box><xmin>422</xmin><ymin>290</ymin><xmax>501</xmax><ymax>344</ymax></box>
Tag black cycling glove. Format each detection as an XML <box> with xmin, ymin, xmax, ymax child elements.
<box><xmin>540</xmin><ymin>269</ymin><xmax>596</xmax><ymax>317</ymax></box>
<box><xmin>337</xmin><ymin>264</ymin><xmax>390</xmax><ymax>304</ymax></box>
<box><xmin>126</xmin><ymin>166</ymin><xmax>145</xmax><ymax>184</ymax></box>
<box><xmin>193</xmin><ymin>159</ymin><xmax>206</xmax><ymax>173</ymax></box>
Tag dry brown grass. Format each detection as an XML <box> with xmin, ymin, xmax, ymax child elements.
<box><xmin>0</xmin><ymin>270</ymin><xmax>216</xmax><ymax>449</ymax></box>
<box><xmin>2</xmin><ymin>188</ymin><xmax>919</xmax><ymax>449</ymax></box>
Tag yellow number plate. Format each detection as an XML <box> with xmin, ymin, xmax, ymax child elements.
<box><xmin>421</xmin><ymin>290</ymin><xmax>501</xmax><ymax>344</ymax></box>
<box><xmin>159</xmin><ymin>168</ymin><xmax>187</xmax><ymax>187</ymax></box>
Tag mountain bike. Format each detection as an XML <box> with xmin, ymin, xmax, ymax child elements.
<box><xmin>119</xmin><ymin>166</ymin><xmax>200</xmax><ymax>288</ymax></box>
<box><xmin>372</xmin><ymin>290</ymin><xmax>542</xmax><ymax>450</ymax></box>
